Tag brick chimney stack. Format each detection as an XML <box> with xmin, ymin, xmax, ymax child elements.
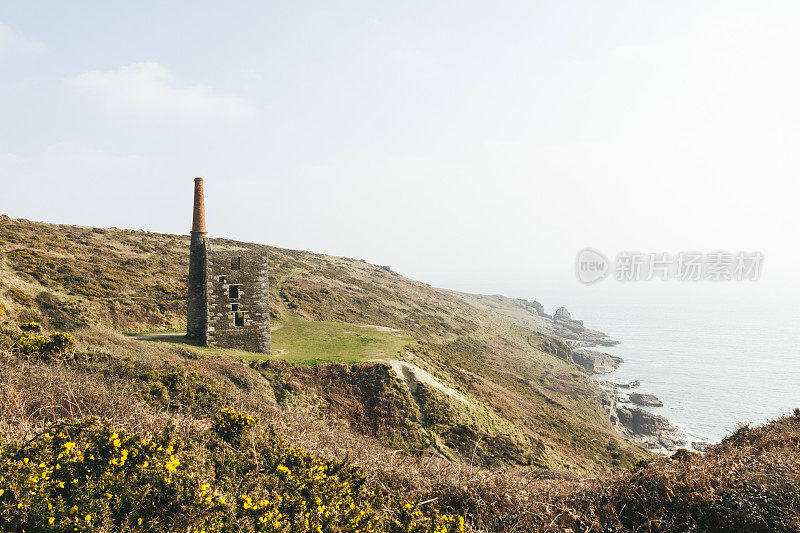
<box><xmin>191</xmin><ymin>177</ymin><xmax>207</xmax><ymax>234</ymax></box>
<box><xmin>187</xmin><ymin>177</ymin><xmax>208</xmax><ymax>341</ymax></box>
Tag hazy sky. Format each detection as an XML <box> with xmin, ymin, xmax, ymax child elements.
<box><xmin>2</xmin><ymin>2</ymin><xmax>799</xmax><ymax>306</ymax></box>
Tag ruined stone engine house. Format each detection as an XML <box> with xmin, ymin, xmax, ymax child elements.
<box><xmin>186</xmin><ymin>178</ymin><xmax>271</xmax><ymax>353</ymax></box>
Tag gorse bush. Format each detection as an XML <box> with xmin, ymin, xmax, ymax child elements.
<box><xmin>211</xmin><ymin>408</ymin><xmax>259</xmax><ymax>446</ymax></box>
<box><xmin>0</xmin><ymin>420</ymin><xmax>190</xmax><ymax>531</ymax></box>
<box><xmin>6</xmin><ymin>288</ymin><xmax>32</xmax><ymax>307</ymax></box>
<box><xmin>140</xmin><ymin>367</ymin><xmax>225</xmax><ymax>415</ymax></box>
<box><xmin>669</xmin><ymin>447</ymin><xmax>699</xmax><ymax>462</ymax></box>
<box><xmin>19</xmin><ymin>321</ymin><xmax>41</xmax><ymax>332</ymax></box>
<box><xmin>14</xmin><ymin>332</ymin><xmax>75</xmax><ymax>361</ymax></box>
<box><xmin>0</xmin><ymin>331</ymin><xmax>224</xmax><ymax>417</ymax></box>
<box><xmin>0</xmin><ymin>418</ymin><xmax>465</xmax><ymax>533</ymax></box>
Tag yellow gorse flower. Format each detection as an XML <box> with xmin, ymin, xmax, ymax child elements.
<box><xmin>0</xmin><ymin>418</ymin><xmax>464</xmax><ymax>533</ymax></box>
<box><xmin>164</xmin><ymin>455</ymin><xmax>179</xmax><ymax>472</ymax></box>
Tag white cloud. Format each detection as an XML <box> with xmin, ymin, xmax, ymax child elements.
<box><xmin>0</xmin><ymin>21</ymin><xmax>43</xmax><ymax>55</ymax></box>
<box><xmin>66</xmin><ymin>62</ymin><xmax>255</xmax><ymax>121</ymax></box>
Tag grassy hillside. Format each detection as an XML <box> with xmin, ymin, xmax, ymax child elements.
<box><xmin>0</xmin><ymin>216</ymin><xmax>799</xmax><ymax>531</ymax></box>
<box><xmin>1</xmin><ymin>326</ymin><xmax>799</xmax><ymax>531</ymax></box>
<box><xmin>0</xmin><ymin>215</ymin><xmax>647</xmax><ymax>473</ymax></box>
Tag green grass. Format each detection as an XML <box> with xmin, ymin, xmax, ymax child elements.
<box><xmin>265</xmin><ymin>316</ymin><xmax>415</xmax><ymax>364</ymax></box>
<box><xmin>130</xmin><ymin>316</ymin><xmax>415</xmax><ymax>365</ymax></box>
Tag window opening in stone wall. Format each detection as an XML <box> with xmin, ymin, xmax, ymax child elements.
<box><xmin>228</xmin><ymin>285</ymin><xmax>240</xmax><ymax>298</ymax></box>
<box><xmin>231</xmin><ymin>303</ymin><xmax>239</xmax><ymax>312</ymax></box>
<box><xmin>218</xmin><ymin>275</ymin><xmax>226</xmax><ymax>283</ymax></box>
<box><xmin>235</xmin><ymin>312</ymin><xmax>245</xmax><ymax>327</ymax></box>
<box><xmin>231</xmin><ymin>257</ymin><xmax>241</xmax><ymax>270</ymax></box>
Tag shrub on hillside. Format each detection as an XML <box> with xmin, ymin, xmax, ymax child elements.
<box><xmin>34</xmin><ymin>292</ymin><xmax>91</xmax><ymax>330</ymax></box>
<box><xmin>6</xmin><ymin>249</ymin><xmax>59</xmax><ymax>287</ymax></box>
<box><xmin>139</xmin><ymin>367</ymin><xmax>225</xmax><ymax>415</ymax></box>
<box><xmin>669</xmin><ymin>447</ymin><xmax>699</xmax><ymax>462</ymax></box>
<box><xmin>0</xmin><ymin>419</ymin><xmax>465</xmax><ymax>533</ymax></box>
<box><xmin>19</xmin><ymin>321</ymin><xmax>41</xmax><ymax>332</ymax></box>
<box><xmin>549</xmin><ymin>412</ymin><xmax>800</xmax><ymax>533</ymax></box>
<box><xmin>14</xmin><ymin>332</ymin><xmax>75</xmax><ymax>361</ymax></box>
<box><xmin>0</xmin><ymin>421</ymin><xmax>197</xmax><ymax>531</ymax></box>
<box><xmin>6</xmin><ymin>288</ymin><xmax>32</xmax><ymax>307</ymax></box>
<box><xmin>3</xmin><ymin>332</ymin><xmax>224</xmax><ymax>416</ymax></box>
<box><xmin>211</xmin><ymin>408</ymin><xmax>259</xmax><ymax>446</ymax></box>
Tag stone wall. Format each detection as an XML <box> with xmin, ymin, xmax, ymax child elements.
<box><xmin>186</xmin><ymin>234</ymin><xmax>208</xmax><ymax>341</ymax></box>
<box><xmin>205</xmin><ymin>248</ymin><xmax>271</xmax><ymax>353</ymax></box>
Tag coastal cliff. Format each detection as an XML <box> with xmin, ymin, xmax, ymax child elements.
<box><xmin>453</xmin><ymin>293</ymin><xmax>688</xmax><ymax>453</ymax></box>
<box><xmin>553</xmin><ymin>307</ymin><xmax>690</xmax><ymax>452</ymax></box>
<box><xmin>540</xmin><ymin>304</ymin><xmax>688</xmax><ymax>452</ymax></box>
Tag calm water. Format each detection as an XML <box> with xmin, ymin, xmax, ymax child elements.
<box><xmin>526</xmin><ymin>282</ymin><xmax>800</xmax><ymax>444</ymax></box>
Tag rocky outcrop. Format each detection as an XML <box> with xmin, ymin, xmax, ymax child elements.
<box><xmin>525</xmin><ymin>303</ymin><xmax>685</xmax><ymax>452</ymax></box>
<box><xmin>630</xmin><ymin>392</ymin><xmax>664</xmax><ymax>407</ymax></box>
<box><xmin>535</xmin><ymin>337</ymin><xmax>623</xmax><ymax>375</ymax></box>
<box><xmin>553</xmin><ymin>307</ymin><xmax>577</xmax><ymax>323</ymax></box>
<box><xmin>549</xmin><ymin>306</ymin><xmax>619</xmax><ymax>347</ymax></box>
<box><xmin>525</xmin><ymin>306</ymin><xmax>622</xmax><ymax>373</ymax></box>
<box><xmin>537</xmin><ymin>336</ymin><xmax>574</xmax><ymax>363</ymax></box>
<box><xmin>571</xmin><ymin>349</ymin><xmax>623</xmax><ymax>374</ymax></box>
<box><xmin>514</xmin><ymin>298</ymin><xmax>550</xmax><ymax>318</ymax></box>
<box><xmin>616</xmin><ymin>406</ymin><xmax>684</xmax><ymax>450</ymax></box>
<box><xmin>595</xmin><ymin>379</ymin><xmax>685</xmax><ymax>453</ymax></box>
<box><xmin>613</xmin><ymin>380</ymin><xmax>641</xmax><ymax>389</ymax></box>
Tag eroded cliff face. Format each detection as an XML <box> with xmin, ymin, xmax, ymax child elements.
<box><xmin>552</xmin><ymin>307</ymin><xmax>619</xmax><ymax>348</ymax></box>
<box><xmin>545</xmin><ymin>306</ymin><xmax>686</xmax><ymax>453</ymax></box>
<box><xmin>449</xmin><ymin>296</ymin><xmax>689</xmax><ymax>454</ymax></box>
<box><xmin>527</xmin><ymin>304</ymin><xmax>691</xmax><ymax>452</ymax></box>
<box><xmin>595</xmin><ymin>379</ymin><xmax>686</xmax><ymax>453</ymax></box>
<box><xmin>571</xmin><ymin>349</ymin><xmax>623</xmax><ymax>374</ymax></box>
<box><xmin>521</xmin><ymin>311</ymin><xmax>623</xmax><ymax>375</ymax></box>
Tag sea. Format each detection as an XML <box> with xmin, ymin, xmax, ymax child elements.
<box><xmin>523</xmin><ymin>281</ymin><xmax>800</xmax><ymax>445</ymax></box>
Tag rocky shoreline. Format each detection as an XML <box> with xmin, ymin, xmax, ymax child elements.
<box><xmin>532</xmin><ymin>305</ymin><xmax>703</xmax><ymax>454</ymax></box>
<box><xmin>592</xmin><ymin>378</ymin><xmax>688</xmax><ymax>453</ymax></box>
